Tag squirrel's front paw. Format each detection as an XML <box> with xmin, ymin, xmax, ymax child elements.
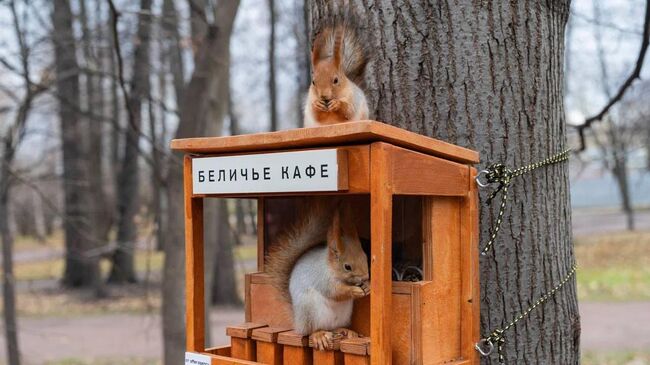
<box><xmin>359</xmin><ymin>281</ymin><xmax>370</xmax><ymax>296</ymax></box>
<box><xmin>349</xmin><ymin>284</ymin><xmax>369</xmax><ymax>299</ymax></box>
<box><xmin>334</xmin><ymin>328</ymin><xmax>360</xmax><ymax>339</ymax></box>
<box><xmin>328</xmin><ymin>99</ymin><xmax>341</xmax><ymax>111</ymax></box>
<box><xmin>313</xmin><ymin>99</ymin><xmax>328</xmax><ymax>112</ymax></box>
<box><xmin>310</xmin><ymin>330</ymin><xmax>335</xmax><ymax>351</ymax></box>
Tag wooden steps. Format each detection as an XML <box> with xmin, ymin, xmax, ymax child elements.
<box><xmin>224</xmin><ymin>323</ymin><xmax>371</xmax><ymax>365</ymax></box>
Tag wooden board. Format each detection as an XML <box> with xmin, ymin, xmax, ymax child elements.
<box><xmin>389</xmin><ymin>145</ymin><xmax>470</xmax><ymax>196</ymax></box>
<box><xmin>171</xmin><ymin>121</ymin><xmax>478</xmax><ymax>164</ymax></box>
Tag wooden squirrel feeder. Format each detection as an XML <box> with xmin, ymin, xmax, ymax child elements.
<box><xmin>172</xmin><ymin>121</ymin><xmax>480</xmax><ymax>365</ymax></box>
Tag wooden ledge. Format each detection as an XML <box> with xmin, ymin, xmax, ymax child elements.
<box><xmin>340</xmin><ymin>338</ymin><xmax>370</xmax><ymax>356</ymax></box>
<box><xmin>170</xmin><ymin>120</ymin><xmax>479</xmax><ymax>164</ymax></box>
<box><xmin>251</xmin><ymin>327</ymin><xmax>292</xmax><ymax>343</ymax></box>
<box><xmin>277</xmin><ymin>331</ymin><xmax>310</xmax><ymax>347</ymax></box>
<box><xmin>226</xmin><ymin>323</ymin><xmax>268</xmax><ymax>339</ymax></box>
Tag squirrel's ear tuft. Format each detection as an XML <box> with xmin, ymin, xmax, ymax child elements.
<box><xmin>311</xmin><ymin>32</ymin><xmax>324</xmax><ymax>67</ymax></box>
<box><xmin>333</xmin><ymin>27</ymin><xmax>344</xmax><ymax>70</ymax></box>
<box><xmin>327</xmin><ymin>208</ymin><xmax>345</xmax><ymax>256</ymax></box>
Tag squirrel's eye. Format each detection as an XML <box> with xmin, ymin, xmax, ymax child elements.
<box><xmin>333</xmin><ymin>77</ymin><xmax>339</xmax><ymax>85</ymax></box>
<box><xmin>344</xmin><ymin>264</ymin><xmax>352</xmax><ymax>271</ymax></box>
<box><xmin>312</xmin><ymin>80</ymin><xmax>315</xmax><ymax>86</ymax></box>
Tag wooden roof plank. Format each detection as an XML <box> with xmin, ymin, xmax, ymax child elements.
<box><xmin>170</xmin><ymin>121</ymin><xmax>479</xmax><ymax>164</ymax></box>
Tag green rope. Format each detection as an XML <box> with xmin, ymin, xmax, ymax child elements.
<box><xmin>473</xmin><ymin>149</ymin><xmax>575</xmax><ymax>363</ymax></box>
<box><xmin>476</xmin><ymin>265</ymin><xmax>578</xmax><ymax>363</ymax></box>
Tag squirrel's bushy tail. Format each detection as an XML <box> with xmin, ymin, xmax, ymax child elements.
<box><xmin>312</xmin><ymin>11</ymin><xmax>368</xmax><ymax>86</ymax></box>
<box><xmin>265</xmin><ymin>197</ymin><xmax>337</xmax><ymax>302</ymax></box>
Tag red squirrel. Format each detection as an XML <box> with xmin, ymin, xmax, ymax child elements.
<box><xmin>265</xmin><ymin>198</ymin><xmax>370</xmax><ymax>350</ymax></box>
<box><xmin>304</xmin><ymin>15</ymin><xmax>369</xmax><ymax>127</ymax></box>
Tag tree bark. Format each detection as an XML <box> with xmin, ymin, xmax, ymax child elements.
<box><xmin>312</xmin><ymin>2</ymin><xmax>579</xmax><ymax>363</ymax></box>
<box><xmin>108</xmin><ymin>0</ymin><xmax>153</xmax><ymax>284</ymax></box>
<box><xmin>53</xmin><ymin>0</ymin><xmax>101</xmax><ymax>289</ymax></box>
<box><xmin>162</xmin><ymin>1</ymin><xmax>240</xmax><ymax>363</ymax></box>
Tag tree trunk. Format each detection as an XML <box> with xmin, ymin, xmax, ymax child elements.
<box><xmin>312</xmin><ymin>2</ymin><xmax>579</xmax><ymax>363</ymax></box>
<box><xmin>1</xmin><ymin>157</ymin><xmax>20</xmax><ymax>365</ymax></box>
<box><xmin>612</xmin><ymin>152</ymin><xmax>635</xmax><ymax>230</ymax></box>
<box><xmin>80</xmin><ymin>0</ymin><xmax>108</xmax><ymax>297</ymax></box>
<box><xmin>108</xmin><ymin>0</ymin><xmax>153</xmax><ymax>284</ymax></box>
<box><xmin>295</xmin><ymin>0</ymin><xmax>310</xmax><ymax>128</ymax></box>
<box><xmin>268</xmin><ymin>0</ymin><xmax>278</xmax><ymax>131</ymax></box>
<box><xmin>162</xmin><ymin>1</ymin><xmax>240</xmax><ymax>363</ymax></box>
<box><xmin>162</xmin><ymin>0</ymin><xmax>185</xmax><ymax>104</ymax></box>
<box><xmin>53</xmin><ymin>0</ymin><xmax>101</xmax><ymax>289</ymax></box>
<box><xmin>211</xmin><ymin>200</ymin><xmax>242</xmax><ymax>305</ymax></box>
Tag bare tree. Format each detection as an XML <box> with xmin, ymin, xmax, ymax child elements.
<box><xmin>108</xmin><ymin>0</ymin><xmax>153</xmax><ymax>284</ymax></box>
<box><xmin>162</xmin><ymin>1</ymin><xmax>241</xmax><ymax>363</ymax></box>
<box><xmin>53</xmin><ymin>0</ymin><xmax>102</xmax><ymax>289</ymax></box>
<box><xmin>1</xmin><ymin>3</ymin><xmax>50</xmax><ymax>362</ymax></box>
<box><xmin>589</xmin><ymin>0</ymin><xmax>638</xmax><ymax>230</ymax></box>
<box><xmin>311</xmin><ymin>1</ymin><xmax>579</xmax><ymax>363</ymax></box>
<box><xmin>79</xmin><ymin>0</ymin><xmax>109</xmax><ymax>295</ymax></box>
<box><xmin>293</xmin><ymin>0</ymin><xmax>310</xmax><ymax>128</ymax></box>
<box><xmin>268</xmin><ymin>0</ymin><xmax>278</xmax><ymax>131</ymax></box>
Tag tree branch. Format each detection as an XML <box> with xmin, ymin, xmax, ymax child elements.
<box><xmin>574</xmin><ymin>0</ymin><xmax>650</xmax><ymax>152</ymax></box>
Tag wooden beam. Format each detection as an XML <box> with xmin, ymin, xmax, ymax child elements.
<box><xmin>185</xmin><ymin>155</ymin><xmax>205</xmax><ymax>352</ymax></box>
<box><xmin>370</xmin><ymin>142</ymin><xmax>393</xmax><ymax>365</ymax></box>
<box><xmin>460</xmin><ymin>168</ymin><xmax>481</xmax><ymax>364</ymax></box>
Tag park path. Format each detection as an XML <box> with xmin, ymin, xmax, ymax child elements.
<box><xmin>0</xmin><ymin>302</ymin><xmax>648</xmax><ymax>364</ymax></box>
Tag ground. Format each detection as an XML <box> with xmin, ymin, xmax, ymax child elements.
<box><xmin>0</xmin><ymin>210</ymin><xmax>649</xmax><ymax>364</ymax></box>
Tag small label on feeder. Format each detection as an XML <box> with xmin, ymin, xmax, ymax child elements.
<box><xmin>184</xmin><ymin>352</ymin><xmax>210</xmax><ymax>365</ymax></box>
<box><xmin>192</xmin><ymin>149</ymin><xmax>345</xmax><ymax>194</ymax></box>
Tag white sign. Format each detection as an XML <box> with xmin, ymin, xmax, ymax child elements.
<box><xmin>184</xmin><ymin>352</ymin><xmax>211</xmax><ymax>365</ymax></box>
<box><xmin>192</xmin><ymin>149</ymin><xmax>344</xmax><ymax>194</ymax></box>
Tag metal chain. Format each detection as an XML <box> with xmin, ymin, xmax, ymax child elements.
<box><xmin>475</xmin><ymin>149</ymin><xmax>572</xmax><ymax>255</ymax></box>
<box><xmin>475</xmin><ymin>265</ymin><xmax>578</xmax><ymax>363</ymax></box>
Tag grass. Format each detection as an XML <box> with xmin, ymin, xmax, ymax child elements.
<box><xmin>575</xmin><ymin>231</ymin><xmax>650</xmax><ymax>301</ymax></box>
<box><xmin>14</xmin><ymin>250</ymin><xmax>165</xmax><ymax>282</ymax></box>
<box><xmin>13</xmin><ymin>284</ymin><xmax>162</xmax><ymax>317</ymax></box>
<box><xmin>582</xmin><ymin>350</ymin><xmax>650</xmax><ymax>365</ymax></box>
<box><xmin>13</xmin><ymin>241</ymin><xmax>257</xmax><ymax>282</ymax></box>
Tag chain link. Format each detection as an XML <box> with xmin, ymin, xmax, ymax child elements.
<box><xmin>476</xmin><ymin>149</ymin><xmax>572</xmax><ymax>255</ymax></box>
<box><xmin>476</xmin><ymin>265</ymin><xmax>577</xmax><ymax>363</ymax></box>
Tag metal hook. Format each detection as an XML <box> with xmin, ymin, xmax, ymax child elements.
<box><xmin>475</xmin><ymin>170</ymin><xmax>491</xmax><ymax>188</ymax></box>
<box><xmin>475</xmin><ymin>339</ymin><xmax>494</xmax><ymax>356</ymax></box>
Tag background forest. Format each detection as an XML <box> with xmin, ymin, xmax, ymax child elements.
<box><xmin>0</xmin><ymin>0</ymin><xmax>649</xmax><ymax>364</ymax></box>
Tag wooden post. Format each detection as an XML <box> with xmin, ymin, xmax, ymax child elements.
<box><xmin>278</xmin><ymin>331</ymin><xmax>312</xmax><ymax>365</ymax></box>
<box><xmin>185</xmin><ymin>155</ymin><xmax>205</xmax><ymax>352</ymax></box>
<box><xmin>460</xmin><ymin>168</ymin><xmax>480</xmax><ymax>364</ymax></box>
<box><xmin>312</xmin><ymin>349</ymin><xmax>344</xmax><ymax>365</ymax></box>
<box><xmin>341</xmin><ymin>338</ymin><xmax>370</xmax><ymax>365</ymax></box>
<box><xmin>227</xmin><ymin>323</ymin><xmax>268</xmax><ymax>361</ymax></box>
<box><xmin>253</xmin><ymin>327</ymin><xmax>291</xmax><ymax>365</ymax></box>
<box><xmin>370</xmin><ymin>142</ymin><xmax>393</xmax><ymax>365</ymax></box>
